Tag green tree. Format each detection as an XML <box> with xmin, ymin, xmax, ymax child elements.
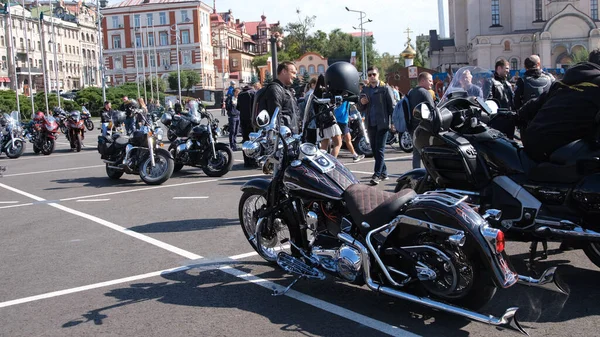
<box><xmin>571</xmin><ymin>47</ymin><xmax>589</xmax><ymax>65</ymax></box>
<box><xmin>414</xmin><ymin>38</ymin><xmax>430</xmax><ymax>68</ymax></box>
<box><xmin>145</xmin><ymin>77</ymin><xmax>167</xmax><ymax>95</ymax></box>
<box><xmin>264</xmin><ymin>72</ymin><xmax>273</xmax><ymax>85</ymax></box>
<box><xmin>375</xmin><ymin>52</ymin><xmax>399</xmax><ymax>81</ymax></box>
<box><xmin>282</xmin><ymin>9</ymin><xmax>316</xmax><ymax>60</ymax></box>
<box><xmin>167</xmin><ymin>71</ymin><xmax>188</xmax><ymax>93</ymax></box>
<box><xmin>250</xmin><ymin>73</ymin><xmax>259</xmax><ymax>85</ymax></box>
<box><xmin>302</xmin><ymin>72</ymin><xmax>310</xmax><ymax>84</ymax></box>
<box><xmin>183</xmin><ymin>70</ymin><xmax>201</xmax><ymax>95</ymax></box>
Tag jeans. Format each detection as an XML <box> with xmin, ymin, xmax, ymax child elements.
<box><xmin>101</xmin><ymin>122</ymin><xmax>109</xmax><ymax>137</ymax></box>
<box><xmin>409</xmin><ymin>128</ymin><xmax>421</xmax><ymax>169</ymax></box>
<box><xmin>125</xmin><ymin>117</ymin><xmax>135</xmax><ymax>135</ymax></box>
<box><xmin>228</xmin><ymin>117</ymin><xmax>240</xmax><ymax>149</ymax></box>
<box><xmin>367</xmin><ymin>126</ymin><xmax>388</xmax><ymax>177</ymax></box>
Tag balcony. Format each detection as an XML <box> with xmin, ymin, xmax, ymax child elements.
<box><xmin>16</xmin><ymin>67</ymin><xmax>43</xmax><ymax>75</ymax></box>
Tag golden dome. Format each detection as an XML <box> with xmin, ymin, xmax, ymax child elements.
<box><xmin>401</xmin><ymin>43</ymin><xmax>416</xmax><ymax>59</ymax></box>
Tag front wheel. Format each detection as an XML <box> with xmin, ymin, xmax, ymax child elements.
<box><xmin>41</xmin><ymin>138</ymin><xmax>55</xmax><ymax>155</ymax></box>
<box><xmin>60</xmin><ymin>124</ymin><xmax>67</xmax><ymax>135</ymax></box>
<box><xmin>75</xmin><ymin>132</ymin><xmax>82</xmax><ymax>152</ymax></box>
<box><xmin>202</xmin><ymin>143</ymin><xmax>233</xmax><ymax>177</ymax></box>
<box><xmin>399</xmin><ymin>131</ymin><xmax>413</xmax><ymax>153</ymax></box>
<box><xmin>139</xmin><ymin>150</ymin><xmax>175</xmax><ymax>185</ymax></box>
<box><xmin>353</xmin><ymin>135</ymin><xmax>373</xmax><ymax>158</ymax></box>
<box><xmin>238</xmin><ymin>190</ymin><xmax>298</xmax><ymax>263</ymax></box>
<box><xmin>85</xmin><ymin>119</ymin><xmax>94</xmax><ymax>131</ymax></box>
<box><xmin>583</xmin><ymin>242</ymin><xmax>600</xmax><ymax>268</ymax></box>
<box><xmin>5</xmin><ymin>139</ymin><xmax>25</xmax><ymax>158</ymax></box>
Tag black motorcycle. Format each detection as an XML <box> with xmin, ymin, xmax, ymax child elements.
<box><xmin>347</xmin><ymin>106</ymin><xmax>373</xmax><ymax>157</ymax></box>
<box><xmin>387</xmin><ymin>129</ymin><xmax>414</xmax><ymax>153</ymax></box>
<box><xmin>167</xmin><ymin>111</ymin><xmax>233</xmax><ymax>176</ymax></box>
<box><xmin>395</xmin><ymin>66</ymin><xmax>600</xmax><ymax>269</ymax></box>
<box><xmin>239</xmin><ymin>101</ymin><xmax>562</xmax><ymax>335</ymax></box>
<box><xmin>98</xmin><ymin>109</ymin><xmax>174</xmax><ymax>185</ymax></box>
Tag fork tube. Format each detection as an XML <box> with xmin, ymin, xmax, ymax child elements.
<box><xmin>148</xmin><ymin>134</ymin><xmax>155</xmax><ymax>167</ymax></box>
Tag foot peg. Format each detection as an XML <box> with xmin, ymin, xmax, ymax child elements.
<box><xmin>272</xmin><ymin>252</ymin><xmax>325</xmax><ymax>296</ymax></box>
<box><xmin>517</xmin><ymin>266</ymin><xmax>569</xmax><ymax>295</ymax></box>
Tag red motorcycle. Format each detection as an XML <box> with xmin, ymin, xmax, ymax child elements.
<box><xmin>28</xmin><ymin>112</ymin><xmax>59</xmax><ymax>155</ymax></box>
<box><xmin>66</xmin><ymin>110</ymin><xmax>85</xmax><ymax>152</ymax></box>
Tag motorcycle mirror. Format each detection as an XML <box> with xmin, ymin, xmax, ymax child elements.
<box><xmin>256</xmin><ymin>110</ymin><xmax>270</xmax><ymax>127</ymax></box>
<box><xmin>413</xmin><ymin>103</ymin><xmax>432</xmax><ymax>121</ymax></box>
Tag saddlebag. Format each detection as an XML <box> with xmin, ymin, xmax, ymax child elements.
<box><xmin>97</xmin><ymin>135</ymin><xmax>115</xmax><ymax>157</ymax></box>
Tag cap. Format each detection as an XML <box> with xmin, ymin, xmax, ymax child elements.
<box><xmin>230</xmin><ymin>81</ymin><xmax>235</xmax><ymax>85</ymax></box>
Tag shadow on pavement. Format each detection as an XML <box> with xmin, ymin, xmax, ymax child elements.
<box><xmin>128</xmin><ymin>218</ymin><xmax>238</xmax><ymax>233</ymax></box>
<box><xmin>49</xmin><ymin>176</ymin><xmax>142</xmax><ymax>189</ymax></box>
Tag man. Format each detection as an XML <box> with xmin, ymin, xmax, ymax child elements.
<box><xmin>237</xmin><ymin>84</ymin><xmax>257</xmax><ymax>167</ymax></box>
<box><xmin>514</xmin><ymin>55</ymin><xmax>553</xmax><ymax>120</ymax></box>
<box><xmin>487</xmin><ymin>59</ymin><xmax>517</xmax><ymax>138</ymax></box>
<box><xmin>223</xmin><ymin>81</ymin><xmax>235</xmax><ymax>116</ymax></box>
<box><xmin>521</xmin><ymin>49</ymin><xmax>600</xmax><ymax>162</ymax></box>
<box><xmin>100</xmin><ymin>101</ymin><xmax>114</xmax><ymax>137</ymax></box>
<box><xmin>357</xmin><ymin>66</ymin><xmax>396</xmax><ymax>185</ymax></box>
<box><xmin>260</xmin><ymin>61</ymin><xmax>300</xmax><ymax>134</ymax></box>
<box><xmin>227</xmin><ymin>88</ymin><xmax>241</xmax><ymax>151</ymax></box>
<box><xmin>459</xmin><ymin>69</ymin><xmax>484</xmax><ymax>99</ymax></box>
<box><xmin>119</xmin><ymin>95</ymin><xmax>135</xmax><ymax>135</ymax></box>
<box><xmin>407</xmin><ymin>72</ymin><xmax>436</xmax><ymax>169</ymax></box>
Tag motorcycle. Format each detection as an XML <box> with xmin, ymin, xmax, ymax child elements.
<box><xmin>54</xmin><ymin>109</ymin><xmax>68</xmax><ymax>135</ymax></box>
<box><xmin>239</xmin><ymin>102</ymin><xmax>564</xmax><ymax>335</ymax></box>
<box><xmin>65</xmin><ymin>110</ymin><xmax>86</xmax><ymax>152</ymax></box>
<box><xmin>395</xmin><ymin>65</ymin><xmax>600</xmax><ymax>269</ymax></box>
<box><xmin>25</xmin><ymin>113</ymin><xmax>59</xmax><ymax>155</ymax></box>
<box><xmin>164</xmin><ymin>107</ymin><xmax>201</xmax><ymax>142</ymax></box>
<box><xmin>347</xmin><ymin>106</ymin><xmax>373</xmax><ymax>157</ymax></box>
<box><xmin>81</xmin><ymin>107</ymin><xmax>94</xmax><ymax>131</ymax></box>
<box><xmin>0</xmin><ymin>111</ymin><xmax>26</xmax><ymax>158</ymax></box>
<box><xmin>98</xmin><ymin>109</ymin><xmax>174</xmax><ymax>185</ymax></box>
<box><xmin>167</xmin><ymin>110</ymin><xmax>233</xmax><ymax>176</ymax></box>
<box><xmin>386</xmin><ymin>129</ymin><xmax>414</xmax><ymax>153</ymax></box>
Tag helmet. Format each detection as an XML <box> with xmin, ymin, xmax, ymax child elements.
<box><xmin>160</xmin><ymin>112</ymin><xmax>172</xmax><ymax>126</ymax></box>
<box><xmin>128</xmin><ymin>99</ymin><xmax>140</xmax><ymax>109</ymax></box>
<box><xmin>34</xmin><ymin>111</ymin><xmax>45</xmax><ymax>121</ymax></box>
<box><xmin>112</xmin><ymin>110</ymin><xmax>126</xmax><ymax>124</ymax></box>
<box><xmin>325</xmin><ymin>61</ymin><xmax>360</xmax><ymax>96</ymax></box>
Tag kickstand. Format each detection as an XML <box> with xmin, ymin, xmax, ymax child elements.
<box><xmin>526</xmin><ymin>240</ymin><xmax>549</xmax><ymax>275</ymax></box>
<box><xmin>272</xmin><ymin>275</ymin><xmax>305</xmax><ymax>296</ymax></box>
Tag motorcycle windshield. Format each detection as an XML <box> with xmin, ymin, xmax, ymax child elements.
<box><xmin>439</xmin><ymin>66</ymin><xmax>493</xmax><ymax>106</ymax></box>
<box><xmin>45</xmin><ymin>115</ymin><xmax>57</xmax><ymax>124</ymax></box>
<box><xmin>70</xmin><ymin>111</ymin><xmax>81</xmax><ymax>121</ymax></box>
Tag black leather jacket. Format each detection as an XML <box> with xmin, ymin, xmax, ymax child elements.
<box><xmin>488</xmin><ymin>72</ymin><xmax>515</xmax><ymax>110</ymax></box>
<box><xmin>262</xmin><ymin>79</ymin><xmax>300</xmax><ymax>134</ymax></box>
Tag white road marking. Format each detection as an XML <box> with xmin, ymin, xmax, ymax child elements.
<box><xmin>0</xmin><ymin>202</ymin><xmax>34</xmax><ymax>210</ymax></box>
<box><xmin>228</xmin><ymin>251</ymin><xmax>259</xmax><ymax>260</ymax></box>
<box><xmin>75</xmin><ymin>199</ymin><xmax>111</xmax><ymax>202</ymax></box>
<box><xmin>0</xmin><ymin>182</ymin><xmax>203</xmax><ymax>261</ymax></box>
<box><xmin>60</xmin><ymin>172</ymin><xmax>266</xmax><ymax>202</ymax></box>
<box><xmin>351</xmin><ymin>170</ymin><xmax>401</xmax><ymax>177</ymax></box>
<box><xmin>172</xmin><ymin>196</ymin><xmax>209</xmax><ymax>200</ymax></box>
<box><xmin>0</xmin><ymin>201</ymin><xmax>19</xmax><ymax>204</ymax></box>
<box><xmin>14</xmin><ymin>151</ymin><xmax>97</xmax><ymax>161</ymax></box>
<box><xmin>2</xmin><ymin>165</ymin><xmax>104</xmax><ymax>177</ymax></box>
<box><xmin>0</xmin><ymin>266</ymin><xmax>191</xmax><ymax>309</ymax></box>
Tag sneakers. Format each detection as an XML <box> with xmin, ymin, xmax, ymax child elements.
<box><xmin>380</xmin><ymin>174</ymin><xmax>389</xmax><ymax>181</ymax></box>
<box><xmin>352</xmin><ymin>154</ymin><xmax>365</xmax><ymax>162</ymax></box>
<box><xmin>370</xmin><ymin>176</ymin><xmax>381</xmax><ymax>185</ymax></box>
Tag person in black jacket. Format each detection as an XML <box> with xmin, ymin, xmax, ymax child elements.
<box><xmin>487</xmin><ymin>59</ymin><xmax>516</xmax><ymax>138</ymax></box>
<box><xmin>237</xmin><ymin>84</ymin><xmax>258</xmax><ymax>166</ymax></box>
<box><xmin>260</xmin><ymin>61</ymin><xmax>300</xmax><ymax>134</ymax></box>
<box><xmin>100</xmin><ymin>101</ymin><xmax>114</xmax><ymax>137</ymax></box>
<box><xmin>521</xmin><ymin>49</ymin><xmax>600</xmax><ymax>162</ymax></box>
<box><xmin>227</xmin><ymin>88</ymin><xmax>241</xmax><ymax>150</ymax></box>
<box><xmin>406</xmin><ymin>72</ymin><xmax>435</xmax><ymax>169</ymax></box>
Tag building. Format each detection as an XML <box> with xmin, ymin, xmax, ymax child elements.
<box><xmin>0</xmin><ymin>1</ymin><xmax>101</xmax><ymax>95</ymax></box>
<box><xmin>101</xmin><ymin>0</ymin><xmax>215</xmax><ymax>100</ymax></box>
<box><xmin>430</xmin><ymin>0</ymin><xmax>600</xmax><ymax>72</ymax></box>
<box><xmin>210</xmin><ymin>9</ymin><xmax>256</xmax><ymax>90</ymax></box>
<box><xmin>242</xmin><ymin>14</ymin><xmax>280</xmax><ymax>56</ymax></box>
<box><xmin>295</xmin><ymin>52</ymin><xmax>327</xmax><ymax>79</ymax></box>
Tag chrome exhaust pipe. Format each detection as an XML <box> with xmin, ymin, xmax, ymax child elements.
<box><xmin>337</xmin><ymin>232</ymin><xmax>529</xmax><ymax>335</ymax></box>
<box><xmin>535</xmin><ymin>225</ymin><xmax>600</xmax><ymax>242</ymax></box>
<box><xmin>517</xmin><ymin>267</ymin><xmax>568</xmax><ymax>295</ymax></box>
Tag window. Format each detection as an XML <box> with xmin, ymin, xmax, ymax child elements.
<box><xmin>115</xmin><ymin>56</ymin><xmax>122</xmax><ymax>69</ymax></box>
<box><xmin>232</xmin><ymin>58</ymin><xmax>238</xmax><ymax>68</ymax></box>
<box><xmin>37</xmin><ymin>41</ymin><xmax>40</xmax><ymax>50</ymax></box>
<box><xmin>161</xmin><ymin>53</ymin><xmax>170</xmax><ymax>67</ymax></box>
<box><xmin>1</xmin><ymin>56</ymin><xmax>5</xmax><ymax>70</ymax></box>
<box><xmin>593</xmin><ymin>0</ymin><xmax>599</xmax><ymax>20</ymax></box>
<box><xmin>504</xmin><ymin>41</ymin><xmax>510</xmax><ymax>51</ymax></box>
<box><xmin>317</xmin><ymin>64</ymin><xmax>325</xmax><ymax>74</ymax></box>
<box><xmin>510</xmin><ymin>58</ymin><xmax>518</xmax><ymax>70</ymax></box>
<box><xmin>181</xmin><ymin>10</ymin><xmax>189</xmax><ymax>23</ymax></box>
<box><xmin>19</xmin><ymin>38</ymin><xmax>23</xmax><ymax>49</ymax></box>
<box><xmin>112</xmin><ymin>35</ymin><xmax>121</xmax><ymax>49</ymax></box>
<box><xmin>183</xmin><ymin>51</ymin><xmax>191</xmax><ymax>65</ymax></box>
<box><xmin>491</xmin><ymin>0</ymin><xmax>500</xmax><ymax>26</ymax></box>
<box><xmin>181</xmin><ymin>30</ymin><xmax>190</xmax><ymax>44</ymax></box>
<box><xmin>147</xmin><ymin>13</ymin><xmax>153</xmax><ymax>26</ymax></box>
<box><xmin>134</xmin><ymin>14</ymin><xmax>140</xmax><ymax>28</ymax></box>
<box><xmin>159</xmin><ymin>32</ymin><xmax>168</xmax><ymax>46</ymax></box>
<box><xmin>112</xmin><ymin>16</ymin><xmax>119</xmax><ymax>28</ymax></box>
<box><xmin>299</xmin><ymin>66</ymin><xmax>307</xmax><ymax>74</ymax></box>
<box><xmin>535</xmin><ymin>0</ymin><xmax>543</xmax><ymax>21</ymax></box>
<box><xmin>136</xmin><ymin>54</ymin><xmax>143</xmax><ymax>68</ymax></box>
<box><xmin>149</xmin><ymin>54</ymin><xmax>156</xmax><ymax>67</ymax></box>
<box><xmin>135</xmin><ymin>34</ymin><xmax>141</xmax><ymax>47</ymax></box>
<box><xmin>148</xmin><ymin>33</ymin><xmax>155</xmax><ymax>46</ymax></box>
<box><xmin>159</xmin><ymin>12</ymin><xmax>166</xmax><ymax>25</ymax></box>
<box><xmin>308</xmin><ymin>65</ymin><xmax>315</xmax><ymax>74</ymax></box>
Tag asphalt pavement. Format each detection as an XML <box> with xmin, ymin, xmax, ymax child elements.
<box><xmin>0</xmin><ymin>110</ymin><xmax>598</xmax><ymax>337</ymax></box>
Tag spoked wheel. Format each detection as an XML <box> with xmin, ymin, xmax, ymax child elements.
<box><xmin>5</xmin><ymin>139</ymin><xmax>25</xmax><ymax>158</ymax></box>
<box><xmin>202</xmin><ymin>143</ymin><xmax>233</xmax><ymax>177</ymax></box>
<box><xmin>399</xmin><ymin>131</ymin><xmax>413</xmax><ymax>153</ymax></box>
<box><xmin>238</xmin><ymin>191</ymin><xmax>296</xmax><ymax>263</ymax></box>
<box><xmin>60</xmin><ymin>125</ymin><xmax>67</xmax><ymax>135</ymax></box>
<box><xmin>85</xmin><ymin>119</ymin><xmax>94</xmax><ymax>131</ymax></box>
<box><xmin>41</xmin><ymin>138</ymin><xmax>55</xmax><ymax>155</ymax></box>
<box><xmin>353</xmin><ymin>135</ymin><xmax>373</xmax><ymax>157</ymax></box>
<box><xmin>139</xmin><ymin>150</ymin><xmax>174</xmax><ymax>185</ymax></box>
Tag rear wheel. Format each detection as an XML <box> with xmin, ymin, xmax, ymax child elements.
<box><xmin>33</xmin><ymin>144</ymin><xmax>41</xmax><ymax>154</ymax></box>
<box><xmin>75</xmin><ymin>133</ymin><xmax>82</xmax><ymax>152</ymax></box>
<box><xmin>583</xmin><ymin>242</ymin><xmax>600</xmax><ymax>268</ymax></box>
<box><xmin>202</xmin><ymin>143</ymin><xmax>233</xmax><ymax>177</ymax></box>
<box><xmin>167</xmin><ymin>129</ymin><xmax>177</xmax><ymax>142</ymax></box>
<box><xmin>353</xmin><ymin>135</ymin><xmax>373</xmax><ymax>157</ymax></box>
<box><xmin>106</xmin><ymin>164</ymin><xmax>124</xmax><ymax>179</ymax></box>
<box><xmin>399</xmin><ymin>131</ymin><xmax>413</xmax><ymax>153</ymax></box>
<box><xmin>85</xmin><ymin>119</ymin><xmax>94</xmax><ymax>131</ymax></box>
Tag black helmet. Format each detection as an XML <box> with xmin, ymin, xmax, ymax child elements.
<box><xmin>325</xmin><ymin>61</ymin><xmax>360</xmax><ymax>96</ymax></box>
<box><xmin>112</xmin><ymin>110</ymin><xmax>126</xmax><ymax>124</ymax></box>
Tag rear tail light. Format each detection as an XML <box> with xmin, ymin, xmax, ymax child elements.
<box><xmin>481</xmin><ymin>225</ymin><xmax>505</xmax><ymax>254</ymax></box>
<box><xmin>495</xmin><ymin>230</ymin><xmax>505</xmax><ymax>253</ymax></box>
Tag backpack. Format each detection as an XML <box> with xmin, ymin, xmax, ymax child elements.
<box><xmin>523</xmin><ymin>74</ymin><xmax>552</xmax><ymax>102</ymax></box>
<box><xmin>392</xmin><ymin>93</ymin><xmax>411</xmax><ymax>133</ymax></box>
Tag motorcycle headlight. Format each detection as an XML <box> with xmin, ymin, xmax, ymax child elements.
<box><xmin>155</xmin><ymin>128</ymin><xmax>164</xmax><ymax>141</ymax></box>
<box><xmin>242</xmin><ymin>140</ymin><xmax>261</xmax><ymax>158</ymax></box>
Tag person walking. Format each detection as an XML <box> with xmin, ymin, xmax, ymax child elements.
<box><xmin>406</xmin><ymin>72</ymin><xmax>436</xmax><ymax>169</ymax></box>
<box><xmin>334</xmin><ymin>100</ymin><xmax>364</xmax><ymax>162</ymax></box>
<box><xmin>100</xmin><ymin>101</ymin><xmax>114</xmax><ymax>137</ymax></box>
<box><xmin>357</xmin><ymin>66</ymin><xmax>396</xmax><ymax>185</ymax></box>
<box><xmin>227</xmin><ymin>88</ymin><xmax>241</xmax><ymax>150</ymax></box>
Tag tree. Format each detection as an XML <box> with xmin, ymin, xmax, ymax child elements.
<box><xmin>250</xmin><ymin>73</ymin><xmax>259</xmax><ymax>85</ymax></box>
<box><xmin>264</xmin><ymin>72</ymin><xmax>273</xmax><ymax>85</ymax></box>
<box><xmin>414</xmin><ymin>38</ymin><xmax>430</xmax><ymax>68</ymax></box>
<box><xmin>375</xmin><ymin>52</ymin><xmax>399</xmax><ymax>81</ymax></box>
<box><xmin>145</xmin><ymin>77</ymin><xmax>167</xmax><ymax>94</ymax></box>
<box><xmin>302</xmin><ymin>72</ymin><xmax>310</xmax><ymax>84</ymax></box>
<box><xmin>282</xmin><ymin>9</ymin><xmax>316</xmax><ymax>60</ymax></box>
<box><xmin>183</xmin><ymin>70</ymin><xmax>201</xmax><ymax>95</ymax></box>
<box><xmin>571</xmin><ymin>47</ymin><xmax>589</xmax><ymax>65</ymax></box>
<box><xmin>167</xmin><ymin>71</ymin><xmax>188</xmax><ymax>93</ymax></box>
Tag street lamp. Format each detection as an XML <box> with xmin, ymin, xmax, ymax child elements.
<box><xmin>346</xmin><ymin>7</ymin><xmax>372</xmax><ymax>80</ymax></box>
<box><xmin>269</xmin><ymin>31</ymin><xmax>283</xmax><ymax>78</ymax></box>
<box><xmin>170</xmin><ymin>18</ymin><xmax>190</xmax><ymax>103</ymax></box>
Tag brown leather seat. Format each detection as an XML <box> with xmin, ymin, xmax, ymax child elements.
<box><xmin>343</xmin><ymin>184</ymin><xmax>417</xmax><ymax>228</ymax></box>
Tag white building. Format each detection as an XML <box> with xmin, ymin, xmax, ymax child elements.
<box><xmin>430</xmin><ymin>0</ymin><xmax>600</xmax><ymax>71</ymax></box>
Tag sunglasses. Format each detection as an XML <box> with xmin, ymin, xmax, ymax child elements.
<box><xmin>367</xmin><ymin>73</ymin><xmax>377</xmax><ymax>77</ymax></box>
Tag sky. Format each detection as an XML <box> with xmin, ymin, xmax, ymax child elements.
<box><xmin>108</xmin><ymin>0</ymin><xmax>450</xmax><ymax>56</ymax></box>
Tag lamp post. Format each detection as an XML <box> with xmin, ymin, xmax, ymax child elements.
<box><xmin>6</xmin><ymin>2</ymin><xmax>19</xmax><ymax>113</ymax></box>
<box><xmin>96</xmin><ymin>0</ymin><xmax>106</xmax><ymax>101</ymax></box>
<box><xmin>170</xmin><ymin>19</ymin><xmax>188</xmax><ymax>103</ymax></box>
<box><xmin>133</xmin><ymin>29</ymin><xmax>140</xmax><ymax>99</ymax></box>
<box><xmin>22</xmin><ymin>0</ymin><xmax>34</xmax><ymax>112</ymax></box>
<box><xmin>346</xmin><ymin>7</ymin><xmax>371</xmax><ymax>80</ymax></box>
<box><xmin>152</xmin><ymin>23</ymin><xmax>160</xmax><ymax>103</ymax></box>
<box><xmin>50</xmin><ymin>0</ymin><xmax>60</xmax><ymax>108</ymax></box>
<box><xmin>268</xmin><ymin>32</ymin><xmax>282</xmax><ymax>78</ymax></box>
<box><xmin>136</xmin><ymin>26</ymin><xmax>147</xmax><ymax>102</ymax></box>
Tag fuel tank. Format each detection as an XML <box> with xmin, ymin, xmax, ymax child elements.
<box><xmin>470</xmin><ymin>132</ymin><xmax>526</xmax><ymax>175</ymax></box>
<box><xmin>283</xmin><ymin>153</ymin><xmax>360</xmax><ymax>200</ymax></box>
